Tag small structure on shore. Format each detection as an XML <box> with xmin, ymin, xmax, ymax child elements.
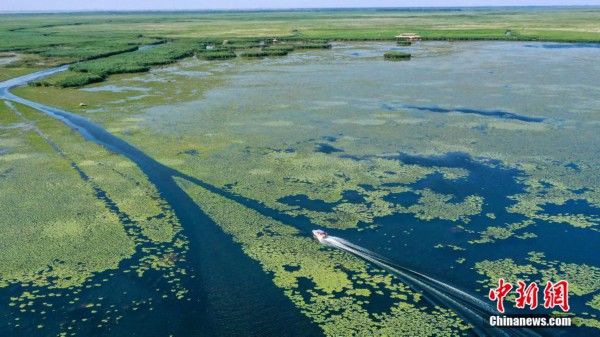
<box><xmin>396</xmin><ymin>33</ymin><xmax>421</xmax><ymax>42</ymax></box>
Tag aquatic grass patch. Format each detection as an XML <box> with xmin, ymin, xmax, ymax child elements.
<box><xmin>384</xmin><ymin>51</ymin><xmax>412</xmax><ymax>60</ymax></box>
<box><xmin>469</xmin><ymin>220</ymin><xmax>536</xmax><ymax>244</ymax></box>
<box><xmin>14</xmin><ymin>63</ymin><xmax>226</xmax><ymax>114</ymax></box>
<box><xmin>587</xmin><ymin>294</ymin><xmax>600</xmax><ymax>311</ymax></box>
<box><xmin>30</xmin><ymin>71</ymin><xmax>104</xmax><ymax>88</ymax></box>
<box><xmin>406</xmin><ymin>189</ymin><xmax>483</xmax><ymax>222</ymax></box>
<box><xmin>196</xmin><ymin>149</ymin><xmax>487</xmax><ymax>230</ymax></box>
<box><xmin>475</xmin><ymin>258</ymin><xmax>538</xmax><ymax>287</ymax></box>
<box><xmin>223</xmin><ymin>42</ymin><xmax>266</xmax><ymax>50</ymax></box>
<box><xmin>67</xmin><ymin>42</ymin><xmax>200</xmax><ymax>85</ymax></box>
<box><xmin>196</xmin><ymin>50</ymin><xmax>237</xmax><ymax>60</ymax></box>
<box><xmin>15</xmin><ymin>81</ymin><xmax>148</xmax><ymax>113</ymax></box>
<box><xmin>0</xmin><ymin>102</ymin><xmax>21</xmax><ymax>125</ymax></box>
<box><xmin>0</xmin><ymin>28</ymin><xmax>163</xmax><ymax>74</ymax></box>
<box><xmin>0</xmin><ymin>66</ymin><xmax>45</xmax><ymax>82</ymax></box>
<box><xmin>239</xmin><ymin>49</ymin><xmax>289</xmax><ymax>58</ymax></box>
<box><xmin>265</xmin><ymin>45</ymin><xmax>296</xmax><ymax>52</ymax></box>
<box><xmin>0</xmin><ymin>101</ymin><xmax>190</xmax><ymax>305</ymax></box>
<box><xmin>36</xmin><ymin>43</ymin><xmax>141</xmax><ymax>61</ymax></box>
<box><xmin>16</xmin><ymin>103</ymin><xmax>185</xmax><ymax>245</ymax></box>
<box><xmin>0</xmin><ymin>101</ymin><xmax>193</xmax><ymax>333</ymax></box>
<box><xmin>3</xmin><ymin>53</ymin><xmax>72</xmax><ymax>69</ymax></box>
<box><xmin>176</xmin><ymin>178</ymin><xmax>471</xmax><ymax>336</ymax></box>
<box><xmin>27</xmin><ymin>42</ymin><xmax>200</xmax><ymax>87</ymax></box>
<box><xmin>507</xmin><ymin>176</ymin><xmax>600</xmax><ymax>230</ymax></box>
<box><xmin>0</xmin><ymin>103</ymin><xmax>135</xmax><ymax>289</ymax></box>
<box><xmin>291</xmin><ymin>42</ymin><xmax>332</xmax><ymax>49</ymax></box>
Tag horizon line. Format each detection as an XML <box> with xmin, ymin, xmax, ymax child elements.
<box><xmin>1</xmin><ymin>5</ymin><xmax>599</xmax><ymax>14</ymax></box>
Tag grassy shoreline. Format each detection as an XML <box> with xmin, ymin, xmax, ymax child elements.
<box><xmin>1</xmin><ymin>8</ymin><xmax>599</xmax><ymax>85</ymax></box>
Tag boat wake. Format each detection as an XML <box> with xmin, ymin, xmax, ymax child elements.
<box><xmin>321</xmin><ymin>235</ymin><xmax>543</xmax><ymax>337</ymax></box>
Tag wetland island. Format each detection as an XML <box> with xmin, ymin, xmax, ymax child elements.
<box><xmin>1</xmin><ymin>3</ymin><xmax>600</xmax><ymax>337</ymax></box>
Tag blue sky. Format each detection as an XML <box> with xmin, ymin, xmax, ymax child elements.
<box><xmin>1</xmin><ymin>1</ymin><xmax>599</xmax><ymax>12</ymax></box>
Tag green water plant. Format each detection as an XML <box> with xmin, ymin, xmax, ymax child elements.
<box><xmin>1</xmin><ymin>101</ymin><xmax>192</xmax><ymax>333</ymax></box>
<box><xmin>31</xmin><ymin>71</ymin><xmax>104</xmax><ymax>88</ymax></box>
<box><xmin>68</xmin><ymin>42</ymin><xmax>199</xmax><ymax>81</ymax></box>
<box><xmin>265</xmin><ymin>45</ymin><xmax>296</xmax><ymax>52</ymax></box>
<box><xmin>197</xmin><ymin>50</ymin><xmax>237</xmax><ymax>60</ymax></box>
<box><xmin>239</xmin><ymin>49</ymin><xmax>289</xmax><ymax>57</ymax></box>
<box><xmin>292</xmin><ymin>42</ymin><xmax>332</xmax><ymax>49</ymax></box>
<box><xmin>176</xmin><ymin>178</ymin><xmax>471</xmax><ymax>336</ymax></box>
<box><xmin>384</xmin><ymin>51</ymin><xmax>411</xmax><ymax>60</ymax></box>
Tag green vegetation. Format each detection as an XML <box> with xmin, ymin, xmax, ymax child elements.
<box><xmin>36</xmin><ymin>43</ymin><xmax>142</xmax><ymax>60</ymax></box>
<box><xmin>26</xmin><ymin>42</ymin><xmax>201</xmax><ymax>86</ymax></box>
<box><xmin>292</xmin><ymin>42</ymin><xmax>332</xmax><ymax>49</ymax></box>
<box><xmin>17</xmin><ymin>37</ymin><xmax>336</xmax><ymax>87</ymax></box>
<box><xmin>407</xmin><ymin>189</ymin><xmax>482</xmax><ymax>222</ymax></box>
<box><xmin>31</xmin><ymin>71</ymin><xmax>104</xmax><ymax>88</ymax></box>
<box><xmin>588</xmin><ymin>294</ymin><xmax>600</xmax><ymax>311</ymax></box>
<box><xmin>397</xmin><ymin>41</ymin><xmax>412</xmax><ymax>46</ymax></box>
<box><xmin>470</xmin><ymin>220</ymin><xmax>535</xmax><ymax>244</ymax></box>
<box><xmin>508</xmin><ymin>176</ymin><xmax>600</xmax><ymax>229</ymax></box>
<box><xmin>0</xmin><ymin>98</ymin><xmax>190</xmax><ymax>299</ymax></box>
<box><xmin>0</xmin><ymin>9</ymin><xmax>592</xmax><ymax>48</ymax></box>
<box><xmin>3</xmin><ymin>10</ymin><xmax>600</xmax><ymax>333</ymax></box>
<box><xmin>71</xmin><ymin>42</ymin><xmax>197</xmax><ymax>76</ymax></box>
<box><xmin>0</xmin><ymin>101</ymin><xmax>134</xmax><ymax>288</ymax></box>
<box><xmin>0</xmin><ymin>100</ymin><xmax>191</xmax><ymax>333</ymax></box>
<box><xmin>0</xmin><ymin>8</ymin><xmax>597</xmax><ymax>88</ymax></box>
<box><xmin>384</xmin><ymin>50</ymin><xmax>412</xmax><ymax>60</ymax></box>
<box><xmin>2</xmin><ymin>8</ymin><xmax>598</xmax><ymax>86</ymax></box>
<box><xmin>239</xmin><ymin>49</ymin><xmax>289</xmax><ymax>57</ymax></box>
<box><xmin>197</xmin><ymin>50</ymin><xmax>237</xmax><ymax>60</ymax></box>
<box><xmin>176</xmin><ymin>178</ymin><xmax>471</xmax><ymax>336</ymax></box>
<box><xmin>264</xmin><ymin>45</ymin><xmax>296</xmax><ymax>52</ymax></box>
<box><xmin>223</xmin><ymin>41</ymin><xmax>266</xmax><ymax>50</ymax></box>
<box><xmin>0</xmin><ymin>24</ymin><xmax>161</xmax><ymax>64</ymax></box>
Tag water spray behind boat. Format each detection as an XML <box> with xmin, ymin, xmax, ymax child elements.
<box><xmin>312</xmin><ymin>229</ymin><xmax>543</xmax><ymax>337</ymax></box>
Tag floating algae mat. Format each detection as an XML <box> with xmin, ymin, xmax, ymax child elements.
<box><xmin>5</xmin><ymin>41</ymin><xmax>600</xmax><ymax>336</ymax></box>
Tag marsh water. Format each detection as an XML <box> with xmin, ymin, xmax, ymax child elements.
<box><xmin>2</xmin><ymin>41</ymin><xmax>600</xmax><ymax>336</ymax></box>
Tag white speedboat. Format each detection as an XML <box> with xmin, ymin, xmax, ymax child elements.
<box><xmin>312</xmin><ymin>229</ymin><xmax>328</xmax><ymax>242</ymax></box>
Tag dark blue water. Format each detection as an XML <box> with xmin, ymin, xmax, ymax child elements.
<box><xmin>315</xmin><ymin>143</ymin><xmax>343</xmax><ymax>154</ymax></box>
<box><xmin>383</xmin><ymin>191</ymin><xmax>420</xmax><ymax>206</ymax></box>
<box><xmin>333</xmin><ymin>151</ymin><xmax>600</xmax><ymax>336</ymax></box>
<box><xmin>278</xmin><ymin>194</ymin><xmax>336</xmax><ymax>212</ymax></box>
<box><xmin>525</xmin><ymin>43</ymin><xmax>600</xmax><ymax>49</ymax></box>
<box><xmin>382</xmin><ymin>102</ymin><xmax>545</xmax><ymax>123</ymax></box>
<box><xmin>543</xmin><ymin>199</ymin><xmax>600</xmax><ymax>217</ymax></box>
<box><xmin>278</xmin><ymin>189</ymin><xmax>365</xmax><ymax>212</ymax></box>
